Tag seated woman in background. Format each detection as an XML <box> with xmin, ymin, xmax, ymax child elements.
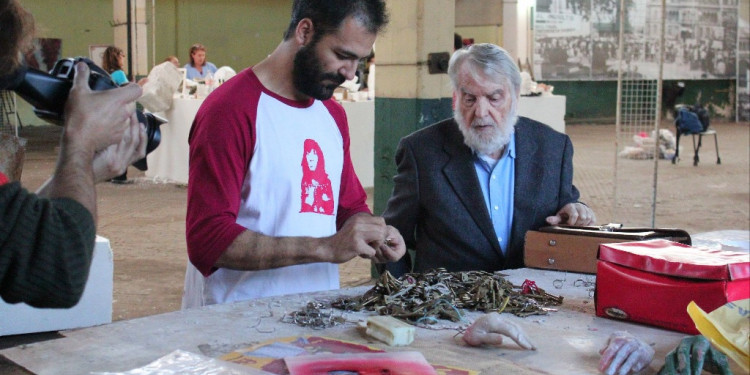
<box><xmin>101</xmin><ymin>46</ymin><xmax>144</xmax><ymax>184</ymax></box>
<box><xmin>184</xmin><ymin>43</ymin><xmax>217</xmax><ymax>80</ymax></box>
<box><xmin>102</xmin><ymin>46</ymin><xmax>148</xmax><ymax>87</ymax></box>
<box><xmin>101</xmin><ymin>46</ymin><xmax>129</xmax><ymax>86</ymax></box>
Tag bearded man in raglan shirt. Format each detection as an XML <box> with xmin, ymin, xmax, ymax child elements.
<box><xmin>182</xmin><ymin>0</ymin><xmax>405</xmax><ymax>308</ymax></box>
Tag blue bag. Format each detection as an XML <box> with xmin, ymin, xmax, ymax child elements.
<box><xmin>675</xmin><ymin>108</ymin><xmax>704</xmax><ymax>134</ymax></box>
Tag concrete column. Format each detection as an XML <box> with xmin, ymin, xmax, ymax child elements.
<box><xmin>502</xmin><ymin>0</ymin><xmax>534</xmax><ymax>65</ymax></box>
<box><xmin>113</xmin><ymin>0</ymin><xmax>149</xmax><ymax>78</ymax></box>
<box><xmin>373</xmin><ymin>0</ymin><xmax>455</xmax><ymax>214</ymax></box>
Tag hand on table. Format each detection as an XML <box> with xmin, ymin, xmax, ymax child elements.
<box><xmin>462</xmin><ymin>312</ymin><xmax>536</xmax><ymax>350</ymax></box>
<box><xmin>546</xmin><ymin>202</ymin><xmax>596</xmax><ymax>226</ymax></box>
<box><xmin>599</xmin><ymin>331</ymin><xmax>654</xmax><ymax>375</ymax></box>
<box><xmin>658</xmin><ymin>335</ymin><xmax>732</xmax><ymax>375</ymax></box>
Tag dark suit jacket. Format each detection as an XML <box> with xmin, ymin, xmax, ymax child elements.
<box><xmin>382</xmin><ymin>116</ymin><xmax>580</xmax><ymax>276</ymax></box>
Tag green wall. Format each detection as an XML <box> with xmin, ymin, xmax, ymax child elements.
<box><xmin>12</xmin><ymin>1</ymin><xmax>738</xmax><ymax>126</ymax></box>
<box><xmin>21</xmin><ymin>0</ymin><xmax>115</xmax><ymax>59</ymax></box>
<box><xmin>15</xmin><ymin>0</ymin><xmax>293</xmax><ymax>126</ymax></box>
<box><xmin>552</xmin><ymin>79</ymin><xmax>736</xmax><ymax>123</ymax></box>
<box><xmin>156</xmin><ymin>0</ymin><xmax>292</xmax><ymax>71</ymax></box>
<box><xmin>16</xmin><ymin>0</ymin><xmax>115</xmax><ymax>125</ymax></box>
<box><xmin>373</xmin><ymin>97</ymin><xmax>453</xmax><ymax>215</ymax></box>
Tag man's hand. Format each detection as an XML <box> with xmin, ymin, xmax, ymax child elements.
<box><xmin>371</xmin><ymin>225</ymin><xmax>406</xmax><ymax>263</ymax></box>
<box><xmin>599</xmin><ymin>331</ymin><xmax>655</xmax><ymax>375</ymax></box>
<box><xmin>546</xmin><ymin>202</ymin><xmax>596</xmax><ymax>226</ymax></box>
<box><xmin>38</xmin><ymin>62</ymin><xmax>143</xmax><ymax>221</ymax></box>
<box><xmin>658</xmin><ymin>335</ymin><xmax>732</xmax><ymax>375</ymax></box>
<box><xmin>326</xmin><ymin>214</ymin><xmax>405</xmax><ymax>264</ymax></box>
<box><xmin>92</xmin><ymin>118</ymin><xmax>147</xmax><ymax>182</ymax></box>
<box><xmin>63</xmin><ymin>62</ymin><xmax>143</xmax><ymax>152</ymax></box>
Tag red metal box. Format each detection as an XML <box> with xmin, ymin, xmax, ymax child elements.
<box><xmin>595</xmin><ymin>239</ymin><xmax>749</xmax><ymax>334</ymax></box>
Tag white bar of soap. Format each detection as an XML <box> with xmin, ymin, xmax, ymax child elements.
<box><xmin>366</xmin><ymin>315</ymin><xmax>415</xmax><ymax>346</ymax></box>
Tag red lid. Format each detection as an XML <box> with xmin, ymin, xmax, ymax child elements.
<box><xmin>599</xmin><ymin>239</ymin><xmax>750</xmax><ymax>281</ymax></box>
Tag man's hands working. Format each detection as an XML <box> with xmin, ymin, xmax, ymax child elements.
<box><xmin>218</xmin><ymin>213</ymin><xmax>406</xmax><ymax>271</ymax></box>
<box><xmin>36</xmin><ymin>62</ymin><xmax>144</xmax><ymax>223</ymax></box>
<box><xmin>92</xmin><ymin>114</ymin><xmax>147</xmax><ymax>182</ymax></box>
<box><xmin>63</xmin><ymin>62</ymin><xmax>143</xmax><ymax>153</ymax></box>
<box><xmin>546</xmin><ymin>202</ymin><xmax>596</xmax><ymax>226</ymax></box>
<box><xmin>327</xmin><ymin>213</ymin><xmax>405</xmax><ymax>264</ymax></box>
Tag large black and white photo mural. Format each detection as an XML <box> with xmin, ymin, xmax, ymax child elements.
<box><xmin>533</xmin><ymin>0</ymin><xmax>739</xmax><ymax>81</ymax></box>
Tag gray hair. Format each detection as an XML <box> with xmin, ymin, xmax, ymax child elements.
<box><xmin>447</xmin><ymin>43</ymin><xmax>521</xmax><ymax>99</ymax></box>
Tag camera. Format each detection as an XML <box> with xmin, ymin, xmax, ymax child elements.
<box><xmin>0</xmin><ymin>57</ymin><xmax>164</xmax><ymax>171</ymax></box>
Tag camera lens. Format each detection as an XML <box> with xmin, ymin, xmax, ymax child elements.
<box><xmin>132</xmin><ymin>112</ymin><xmax>166</xmax><ymax>171</ymax></box>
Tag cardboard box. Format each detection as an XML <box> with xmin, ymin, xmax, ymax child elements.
<box><xmin>595</xmin><ymin>239</ymin><xmax>749</xmax><ymax>334</ymax></box>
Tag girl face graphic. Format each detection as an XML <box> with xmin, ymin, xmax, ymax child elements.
<box><xmin>306</xmin><ymin>149</ymin><xmax>319</xmax><ymax>172</ymax></box>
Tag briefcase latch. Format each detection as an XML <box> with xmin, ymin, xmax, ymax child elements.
<box><xmin>600</xmin><ymin>223</ymin><xmax>624</xmax><ymax>232</ymax></box>
<box><xmin>546</xmin><ymin>238</ymin><xmax>557</xmax><ymax>265</ymax></box>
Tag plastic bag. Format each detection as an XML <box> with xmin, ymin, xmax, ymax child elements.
<box><xmin>137</xmin><ymin>61</ymin><xmax>183</xmax><ymax>113</ymax></box>
<box><xmin>687</xmin><ymin>299</ymin><xmax>750</xmax><ymax>373</ymax></box>
<box><xmin>91</xmin><ymin>350</ymin><xmax>274</xmax><ymax>375</ymax></box>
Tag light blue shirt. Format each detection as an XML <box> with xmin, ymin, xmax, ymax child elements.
<box><xmin>110</xmin><ymin>70</ymin><xmax>128</xmax><ymax>86</ymax></box>
<box><xmin>473</xmin><ymin>133</ymin><xmax>515</xmax><ymax>255</ymax></box>
<box><xmin>184</xmin><ymin>62</ymin><xmax>217</xmax><ymax>80</ymax></box>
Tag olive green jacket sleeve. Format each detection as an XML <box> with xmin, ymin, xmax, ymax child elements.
<box><xmin>0</xmin><ymin>181</ymin><xmax>96</xmax><ymax>308</ymax></box>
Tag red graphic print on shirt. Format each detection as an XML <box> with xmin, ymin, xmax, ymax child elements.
<box><xmin>300</xmin><ymin>139</ymin><xmax>334</xmax><ymax>215</ymax></box>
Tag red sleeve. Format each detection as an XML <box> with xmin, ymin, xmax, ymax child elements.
<box><xmin>185</xmin><ymin>70</ymin><xmax>256</xmax><ymax>276</ymax></box>
<box><xmin>323</xmin><ymin>100</ymin><xmax>372</xmax><ymax>229</ymax></box>
<box><xmin>0</xmin><ymin>172</ymin><xmax>8</xmax><ymax>186</ymax></box>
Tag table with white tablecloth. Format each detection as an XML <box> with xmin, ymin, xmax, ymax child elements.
<box><xmin>144</xmin><ymin>96</ymin><xmax>203</xmax><ymax>184</ymax></box>
<box><xmin>341</xmin><ymin>100</ymin><xmax>374</xmax><ymax>188</ymax></box>
<box><xmin>518</xmin><ymin>95</ymin><xmax>566</xmax><ymax>133</ymax></box>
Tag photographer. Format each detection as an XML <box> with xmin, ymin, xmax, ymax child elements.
<box><xmin>0</xmin><ymin>0</ymin><xmax>147</xmax><ymax>308</ymax></box>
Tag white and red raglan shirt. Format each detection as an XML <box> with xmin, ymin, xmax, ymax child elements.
<box><xmin>182</xmin><ymin>68</ymin><xmax>370</xmax><ymax>308</ymax></box>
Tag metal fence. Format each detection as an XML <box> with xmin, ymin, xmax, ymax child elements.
<box><xmin>614</xmin><ymin>0</ymin><xmax>665</xmax><ymax>227</ymax></box>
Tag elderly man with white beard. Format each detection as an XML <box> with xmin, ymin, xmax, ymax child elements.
<box><xmin>381</xmin><ymin>43</ymin><xmax>596</xmax><ymax>276</ymax></box>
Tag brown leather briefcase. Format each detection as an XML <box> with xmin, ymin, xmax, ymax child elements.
<box><xmin>523</xmin><ymin>224</ymin><xmax>692</xmax><ymax>274</ymax></box>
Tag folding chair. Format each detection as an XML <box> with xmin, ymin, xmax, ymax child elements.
<box><xmin>672</xmin><ymin>105</ymin><xmax>721</xmax><ymax>166</ymax></box>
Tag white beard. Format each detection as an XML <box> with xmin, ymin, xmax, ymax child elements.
<box><xmin>455</xmin><ymin>108</ymin><xmax>517</xmax><ymax>157</ymax></box>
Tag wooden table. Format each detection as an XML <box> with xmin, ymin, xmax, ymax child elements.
<box><xmin>0</xmin><ymin>268</ymin><xmax>739</xmax><ymax>374</ymax></box>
